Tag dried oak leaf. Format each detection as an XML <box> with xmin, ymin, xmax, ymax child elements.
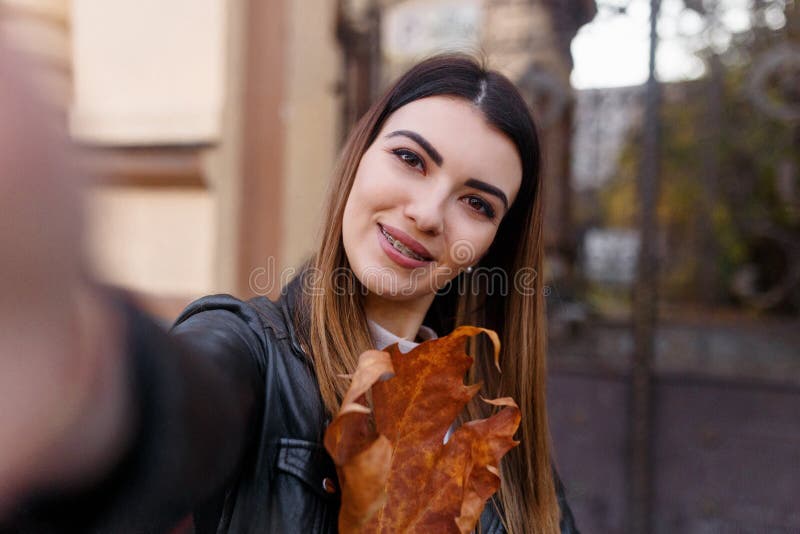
<box><xmin>323</xmin><ymin>326</ymin><xmax>521</xmax><ymax>534</ymax></box>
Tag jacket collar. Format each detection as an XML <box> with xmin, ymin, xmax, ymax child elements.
<box><xmin>278</xmin><ymin>267</ymin><xmax>309</xmax><ymax>356</ymax></box>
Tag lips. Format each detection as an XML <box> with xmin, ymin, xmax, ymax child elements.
<box><xmin>378</xmin><ymin>223</ymin><xmax>434</xmax><ymax>261</ymax></box>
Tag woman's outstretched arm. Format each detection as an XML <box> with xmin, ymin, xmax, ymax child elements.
<box><xmin>0</xmin><ymin>39</ymin><xmax>264</xmax><ymax>532</ymax></box>
<box><xmin>0</xmin><ymin>39</ymin><xmax>127</xmax><ymax>515</ymax></box>
<box><xmin>4</xmin><ymin>289</ymin><xmax>268</xmax><ymax>532</ymax></box>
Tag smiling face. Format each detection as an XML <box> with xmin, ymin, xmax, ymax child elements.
<box><xmin>341</xmin><ymin>95</ymin><xmax>523</xmax><ymax>308</ymax></box>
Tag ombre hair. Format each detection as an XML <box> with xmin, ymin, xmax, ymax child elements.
<box><xmin>293</xmin><ymin>54</ymin><xmax>559</xmax><ymax>533</ymax></box>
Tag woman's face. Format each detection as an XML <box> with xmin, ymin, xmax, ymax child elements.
<box><xmin>342</xmin><ymin>95</ymin><xmax>522</xmax><ymax>303</ymax></box>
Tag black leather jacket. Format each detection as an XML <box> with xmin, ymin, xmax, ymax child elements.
<box><xmin>6</xmin><ymin>276</ymin><xmax>578</xmax><ymax>533</ymax></box>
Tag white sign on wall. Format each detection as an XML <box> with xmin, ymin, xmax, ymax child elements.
<box><xmin>583</xmin><ymin>228</ymin><xmax>640</xmax><ymax>285</ymax></box>
<box><xmin>383</xmin><ymin>0</ymin><xmax>482</xmax><ymax>61</ymax></box>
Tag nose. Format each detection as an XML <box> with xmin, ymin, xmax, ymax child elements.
<box><xmin>403</xmin><ymin>188</ymin><xmax>445</xmax><ymax>235</ymax></box>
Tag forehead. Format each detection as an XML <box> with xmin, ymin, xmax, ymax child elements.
<box><xmin>377</xmin><ymin>96</ymin><xmax>522</xmax><ymax>201</ymax></box>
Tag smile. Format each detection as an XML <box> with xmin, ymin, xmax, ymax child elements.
<box><xmin>380</xmin><ymin>226</ymin><xmax>428</xmax><ymax>261</ymax></box>
<box><xmin>377</xmin><ymin>224</ymin><xmax>434</xmax><ymax>268</ymax></box>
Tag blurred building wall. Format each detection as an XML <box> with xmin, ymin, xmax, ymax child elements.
<box><xmin>280</xmin><ymin>0</ymin><xmax>340</xmax><ymax>275</ymax></box>
<box><xmin>69</xmin><ymin>0</ymin><xmax>230</xmax><ymax>311</ymax></box>
<box><xmin>86</xmin><ymin>187</ymin><xmax>216</xmax><ymax>296</ymax></box>
<box><xmin>1</xmin><ymin>0</ymin><xmax>341</xmax><ymax>316</ymax></box>
<box><xmin>70</xmin><ymin>0</ymin><xmax>225</xmax><ymax>144</ymax></box>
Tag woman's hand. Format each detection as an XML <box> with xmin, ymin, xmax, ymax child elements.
<box><xmin>0</xmin><ymin>42</ymin><xmax>128</xmax><ymax>515</ymax></box>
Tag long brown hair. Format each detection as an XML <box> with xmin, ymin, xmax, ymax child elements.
<box><xmin>293</xmin><ymin>54</ymin><xmax>559</xmax><ymax>533</ymax></box>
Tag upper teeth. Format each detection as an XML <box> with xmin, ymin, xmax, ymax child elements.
<box><xmin>381</xmin><ymin>226</ymin><xmax>427</xmax><ymax>261</ymax></box>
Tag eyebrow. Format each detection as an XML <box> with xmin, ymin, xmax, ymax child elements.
<box><xmin>385</xmin><ymin>129</ymin><xmax>510</xmax><ymax>212</ymax></box>
<box><xmin>465</xmin><ymin>178</ymin><xmax>509</xmax><ymax>212</ymax></box>
<box><xmin>386</xmin><ymin>130</ymin><xmax>443</xmax><ymax>167</ymax></box>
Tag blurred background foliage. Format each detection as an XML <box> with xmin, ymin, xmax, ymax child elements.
<box><xmin>581</xmin><ymin>0</ymin><xmax>799</xmax><ymax>314</ymax></box>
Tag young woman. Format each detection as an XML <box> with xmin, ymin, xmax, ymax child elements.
<box><xmin>0</xmin><ymin>50</ymin><xmax>577</xmax><ymax>533</ymax></box>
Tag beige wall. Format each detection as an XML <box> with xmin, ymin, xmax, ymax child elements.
<box><xmin>70</xmin><ymin>0</ymin><xmax>225</xmax><ymax>144</ymax></box>
<box><xmin>280</xmin><ymin>0</ymin><xmax>340</xmax><ymax>272</ymax></box>
<box><xmin>203</xmin><ymin>0</ymin><xmax>247</xmax><ymax>295</ymax></box>
<box><xmin>86</xmin><ymin>186</ymin><xmax>216</xmax><ymax>297</ymax></box>
<box><xmin>67</xmin><ymin>0</ymin><xmax>226</xmax><ymax>301</ymax></box>
<box><xmin>80</xmin><ymin>0</ymin><xmax>340</xmax><ymax>298</ymax></box>
<box><xmin>4</xmin><ymin>0</ymin><xmax>343</xmax><ymax>301</ymax></box>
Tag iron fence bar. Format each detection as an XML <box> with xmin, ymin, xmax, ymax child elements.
<box><xmin>629</xmin><ymin>0</ymin><xmax>662</xmax><ymax>532</ymax></box>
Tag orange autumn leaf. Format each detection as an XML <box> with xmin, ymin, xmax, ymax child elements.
<box><xmin>323</xmin><ymin>326</ymin><xmax>521</xmax><ymax>534</ymax></box>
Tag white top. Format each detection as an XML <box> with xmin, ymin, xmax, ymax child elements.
<box><xmin>367</xmin><ymin>319</ymin><xmax>438</xmax><ymax>354</ymax></box>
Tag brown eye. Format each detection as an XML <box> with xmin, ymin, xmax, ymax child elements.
<box><xmin>392</xmin><ymin>148</ymin><xmax>425</xmax><ymax>172</ymax></box>
<box><xmin>465</xmin><ymin>196</ymin><xmax>496</xmax><ymax>219</ymax></box>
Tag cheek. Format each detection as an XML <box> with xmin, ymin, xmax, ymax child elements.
<box><xmin>341</xmin><ymin>164</ymin><xmax>390</xmax><ymax>267</ymax></box>
<box><xmin>444</xmin><ymin>226</ymin><xmax>499</xmax><ymax>268</ymax></box>
<box><xmin>343</xmin><ymin>164</ymin><xmax>380</xmax><ymax>230</ymax></box>
<box><xmin>341</xmin><ymin>186</ymin><xmax>364</xmax><ymax>266</ymax></box>
<box><xmin>352</xmin><ymin>165</ymin><xmax>396</xmax><ymax>206</ymax></box>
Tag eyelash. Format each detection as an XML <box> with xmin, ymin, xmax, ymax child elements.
<box><xmin>391</xmin><ymin>148</ymin><xmax>497</xmax><ymax>220</ymax></box>
<box><xmin>392</xmin><ymin>148</ymin><xmax>425</xmax><ymax>172</ymax></box>
<box><xmin>466</xmin><ymin>196</ymin><xmax>496</xmax><ymax>219</ymax></box>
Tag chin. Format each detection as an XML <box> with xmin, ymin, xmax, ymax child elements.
<box><xmin>352</xmin><ymin>265</ymin><xmax>430</xmax><ymax>300</ymax></box>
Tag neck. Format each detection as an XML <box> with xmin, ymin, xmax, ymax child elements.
<box><xmin>363</xmin><ymin>293</ymin><xmax>435</xmax><ymax>340</ymax></box>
